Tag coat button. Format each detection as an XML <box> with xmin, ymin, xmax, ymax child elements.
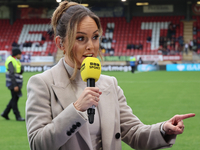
<box><xmin>70</xmin><ymin>128</ymin><xmax>75</xmax><ymax>133</ymax></box>
<box><xmin>72</xmin><ymin>124</ymin><xmax>77</xmax><ymax>129</ymax></box>
<box><xmin>115</xmin><ymin>133</ymin><xmax>120</xmax><ymax>139</ymax></box>
<box><xmin>76</xmin><ymin>122</ymin><xmax>81</xmax><ymax>127</ymax></box>
<box><xmin>66</xmin><ymin>131</ymin><xmax>71</xmax><ymax>136</ymax></box>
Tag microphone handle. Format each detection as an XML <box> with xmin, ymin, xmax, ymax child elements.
<box><xmin>87</xmin><ymin>78</ymin><xmax>95</xmax><ymax>87</ymax></box>
<box><xmin>87</xmin><ymin>78</ymin><xmax>95</xmax><ymax>124</ymax></box>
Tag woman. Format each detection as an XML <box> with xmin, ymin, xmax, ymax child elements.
<box><xmin>26</xmin><ymin>1</ymin><xmax>195</xmax><ymax>150</ymax></box>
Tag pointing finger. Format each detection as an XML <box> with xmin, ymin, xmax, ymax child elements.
<box><xmin>178</xmin><ymin>113</ymin><xmax>195</xmax><ymax>120</ymax></box>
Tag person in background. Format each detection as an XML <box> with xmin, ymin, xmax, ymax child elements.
<box><xmin>129</xmin><ymin>55</ymin><xmax>136</xmax><ymax>73</ymax></box>
<box><xmin>138</xmin><ymin>57</ymin><xmax>143</xmax><ymax>65</ymax></box>
<box><xmin>1</xmin><ymin>48</ymin><xmax>25</xmax><ymax>121</ymax></box>
<box><xmin>25</xmin><ymin>1</ymin><xmax>195</xmax><ymax>150</ymax></box>
<box><xmin>146</xmin><ymin>36</ymin><xmax>151</xmax><ymax>43</ymax></box>
<box><xmin>184</xmin><ymin>41</ymin><xmax>189</xmax><ymax>55</ymax></box>
<box><xmin>12</xmin><ymin>41</ymin><xmax>19</xmax><ymax>48</ymax></box>
<box><xmin>189</xmin><ymin>39</ymin><xmax>193</xmax><ymax>51</ymax></box>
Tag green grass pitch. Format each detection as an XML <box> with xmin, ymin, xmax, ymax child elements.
<box><xmin>0</xmin><ymin>71</ymin><xmax>199</xmax><ymax>150</ymax></box>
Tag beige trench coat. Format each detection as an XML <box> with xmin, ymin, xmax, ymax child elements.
<box><xmin>26</xmin><ymin>58</ymin><xmax>176</xmax><ymax>150</ymax></box>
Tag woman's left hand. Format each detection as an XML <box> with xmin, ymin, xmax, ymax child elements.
<box><xmin>163</xmin><ymin>113</ymin><xmax>195</xmax><ymax>135</ymax></box>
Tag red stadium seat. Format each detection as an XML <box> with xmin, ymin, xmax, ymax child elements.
<box><xmin>1</xmin><ymin>16</ymin><xmax>186</xmax><ymax>58</ymax></box>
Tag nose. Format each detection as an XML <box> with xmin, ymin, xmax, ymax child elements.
<box><xmin>86</xmin><ymin>39</ymin><xmax>94</xmax><ymax>50</ymax></box>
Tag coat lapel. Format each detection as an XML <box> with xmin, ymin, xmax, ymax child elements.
<box><xmin>51</xmin><ymin>59</ymin><xmax>76</xmax><ymax>109</ymax></box>
<box><xmin>51</xmin><ymin>84</ymin><xmax>76</xmax><ymax>109</ymax></box>
<box><xmin>98</xmin><ymin>84</ymin><xmax>115</xmax><ymax>150</ymax></box>
<box><xmin>50</xmin><ymin>59</ymin><xmax>92</xmax><ymax>150</ymax></box>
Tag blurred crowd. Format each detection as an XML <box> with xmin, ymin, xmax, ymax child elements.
<box><xmin>158</xmin><ymin>23</ymin><xmax>197</xmax><ymax>55</ymax></box>
<box><xmin>11</xmin><ymin>22</ymin><xmax>199</xmax><ymax>58</ymax></box>
<box><xmin>100</xmin><ymin>22</ymin><xmax>115</xmax><ymax>56</ymax></box>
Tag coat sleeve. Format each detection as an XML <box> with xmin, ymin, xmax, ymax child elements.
<box><xmin>26</xmin><ymin>74</ymin><xmax>87</xmax><ymax>150</ymax></box>
<box><xmin>111</xmin><ymin>77</ymin><xmax>176</xmax><ymax>150</ymax></box>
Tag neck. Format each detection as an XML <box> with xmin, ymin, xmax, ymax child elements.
<box><xmin>64</xmin><ymin>56</ymin><xmax>81</xmax><ymax>70</ymax></box>
<box><xmin>64</xmin><ymin>56</ymin><xmax>74</xmax><ymax>68</ymax></box>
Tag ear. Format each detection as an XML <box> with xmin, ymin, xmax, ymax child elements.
<box><xmin>55</xmin><ymin>36</ymin><xmax>65</xmax><ymax>50</ymax></box>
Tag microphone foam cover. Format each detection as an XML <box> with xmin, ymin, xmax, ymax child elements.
<box><xmin>80</xmin><ymin>57</ymin><xmax>101</xmax><ymax>82</ymax></box>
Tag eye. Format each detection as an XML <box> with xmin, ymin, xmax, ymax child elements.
<box><xmin>77</xmin><ymin>36</ymin><xmax>84</xmax><ymax>41</ymax></box>
<box><xmin>93</xmin><ymin>35</ymin><xmax>99</xmax><ymax>40</ymax></box>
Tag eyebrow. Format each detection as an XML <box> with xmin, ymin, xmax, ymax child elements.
<box><xmin>77</xmin><ymin>30</ymin><xmax>99</xmax><ymax>35</ymax></box>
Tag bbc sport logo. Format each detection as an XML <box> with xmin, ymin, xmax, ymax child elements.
<box><xmin>167</xmin><ymin>64</ymin><xmax>200</xmax><ymax>71</ymax></box>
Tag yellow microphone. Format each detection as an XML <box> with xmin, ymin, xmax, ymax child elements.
<box><xmin>80</xmin><ymin>57</ymin><xmax>101</xmax><ymax>124</ymax></box>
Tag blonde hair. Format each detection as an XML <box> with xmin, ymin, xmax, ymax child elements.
<box><xmin>51</xmin><ymin>1</ymin><xmax>103</xmax><ymax>80</ymax></box>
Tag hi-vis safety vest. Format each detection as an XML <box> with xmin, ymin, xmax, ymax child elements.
<box><xmin>5</xmin><ymin>56</ymin><xmax>23</xmax><ymax>88</ymax></box>
<box><xmin>129</xmin><ymin>56</ymin><xmax>136</xmax><ymax>66</ymax></box>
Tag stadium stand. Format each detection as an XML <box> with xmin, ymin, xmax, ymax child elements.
<box><xmin>0</xmin><ymin>18</ymin><xmax>56</xmax><ymax>57</ymax></box>
<box><xmin>100</xmin><ymin>16</ymin><xmax>184</xmax><ymax>57</ymax></box>
<box><xmin>1</xmin><ymin>0</ymin><xmax>200</xmax><ymax>66</ymax></box>
<box><xmin>0</xmin><ymin>19</ymin><xmax>13</xmax><ymax>52</ymax></box>
<box><xmin>0</xmin><ymin>16</ymin><xmax>198</xmax><ymax>62</ymax></box>
<box><xmin>192</xmin><ymin>16</ymin><xmax>200</xmax><ymax>54</ymax></box>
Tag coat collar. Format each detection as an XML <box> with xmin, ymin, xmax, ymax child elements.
<box><xmin>51</xmin><ymin>58</ymin><xmax>71</xmax><ymax>88</ymax></box>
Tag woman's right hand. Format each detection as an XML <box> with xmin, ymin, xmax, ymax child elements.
<box><xmin>74</xmin><ymin>87</ymin><xmax>102</xmax><ymax>112</ymax></box>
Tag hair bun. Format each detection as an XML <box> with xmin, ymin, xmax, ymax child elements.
<box><xmin>51</xmin><ymin>1</ymin><xmax>78</xmax><ymax>36</ymax></box>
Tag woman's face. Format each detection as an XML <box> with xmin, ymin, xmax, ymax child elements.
<box><xmin>65</xmin><ymin>16</ymin><xmax>100</xmax><ymax>69</ymax></box>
